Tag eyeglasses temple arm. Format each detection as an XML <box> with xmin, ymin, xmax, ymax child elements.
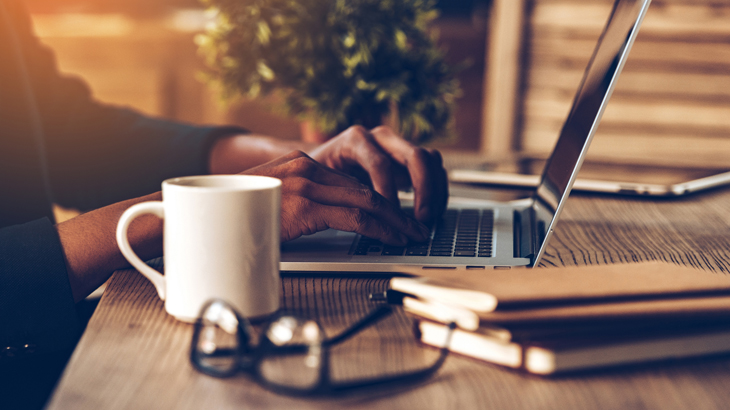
<box><xmin>323</xmin><ymin>305</ymin><xmax>393</xmax><ymax>347</ymax></box>
<box><xmin>328</xmin><ymin>322</ymin><xmax>455</xmax><ymax>393</ymax></box>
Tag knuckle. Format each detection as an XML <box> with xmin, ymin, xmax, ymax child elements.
<box><xmin>343</xmin><ymin>125</ymin><xmax>371</xmax><ymax>143</ymax></box>
<box><xmin>284</xmin><ymin>150</ymin><xmax>308</xmax><ymax>160</ymax></box>
<box><xmin>360</xmin><ymin>189</ymin><xmax>382</xmax><ymax>211</ymax></box>
<box><xmin>347</xmin><ymin>125</ymin><xmax>368</xmax><ymax>136</ymax></box>
<box><xmin>288</xmin><ymin>155</ymin><xmax>317</xmax><ymax>175</ymax></box>
<box><xmin>347</xmin><ymin>208</ymin><xmax>370</xmax><ymax>230</ymax></box>
<box><xmin>286</xmin><ymin>177</ymin><xmax>313</xmax><ymax>197</ymax></box>
<box><xmin>371</xmin><ymin>125</ymin><xmax>389</xmax><ymax>134</ymax></box>
<box><xmin>289</xmin><ymin>196</ymin><xmax>311</xmax><ymax>214</ymax></box>
<box><xmin>287</xmin><ymin>198</ymin><xmax>324</xmax><ymax>235</ymax></box>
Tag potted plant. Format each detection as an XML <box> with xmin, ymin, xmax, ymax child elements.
<box><xmin>196</xmin><ymin>0</ymin><xmax>460</xmax><ymax>144</ymax></box>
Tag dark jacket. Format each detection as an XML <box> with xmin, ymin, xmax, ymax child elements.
<box><xmin>0</xmin><ymin>0</ymin><xmax>238</xmax><ymax>361</ymax></box>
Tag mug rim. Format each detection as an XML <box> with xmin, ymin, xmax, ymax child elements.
<box><xmin>163</xmin><ymin>175</ymin><xmax>282</xmax><ymax>192</ymax></box>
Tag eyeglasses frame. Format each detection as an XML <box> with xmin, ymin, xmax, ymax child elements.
<box><xmin>190</xmin><ymin>299</ymin><xmax>454</xmax><ymax>396</ymax></box>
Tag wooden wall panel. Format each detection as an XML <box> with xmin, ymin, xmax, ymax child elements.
<box><xmin>520</xmin><ymin>0</ymin><xmax>730</xmax><ymax>167</ymax></box>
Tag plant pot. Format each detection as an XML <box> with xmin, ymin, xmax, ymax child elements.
<box><xmin>300</xmin><ymin>121</ymin><xmax>333</xmax><ymax>143</ymax></box>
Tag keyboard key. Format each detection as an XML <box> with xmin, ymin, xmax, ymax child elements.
<box><xmin>456</xmin><ymin>236</ymin><xmax>477</xmax><ymax>241</ymax></box>
<box><xmin>382</xmin><ymin>247</ymin><xmax>405</xmax><ymax>256</ymax></box>
<box><xmin>406</xmin><ymin>250</ymin><xmax>428</xmax><ymax>256</ymax></box>
<box><xmin>352</xmin><ymin>208</ymin><xmax>499</xmax><ymax>260</ymax></box>
<box><xmin>358</xmin><ymin>237</ymin><xmax>382</xmax><ymax>246</ymax></box>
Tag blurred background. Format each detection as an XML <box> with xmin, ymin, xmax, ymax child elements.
<box><xmin>24</xmin><ymin>0</ymin><xmax>488</xmax><ymax>151</ymax></box>
<box><xmin>23</xmin><ymin>0</ymin><xmax>730</xmax><ymax>363</ymax></box>
<box><xmin>24</xmin><ymin>0</ymin><xmax>730</xmax><ymax>167</ymax></box>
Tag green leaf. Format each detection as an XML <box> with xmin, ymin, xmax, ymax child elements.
<box><xmin>394</xmin><ymin>29</ymin><xmax>407</xmax><ymax>50</ymax></box>
<box><xmin>356</xmin><ymin>79</ymin><xmax>375</xmax><ymax>91</ymax></box>
<box><xmin>256</xmin><ymin>21</ymin><xmax>272</xmax><ymax>45</ymax></box>
<box><xmin>343</xmin><ymin>32</ymin><xmax>356</xmax><ymax>48</ymax></box>
<box><xmin>257</xmin><ymin>61</ymin><xmax>275</xmax><ymax>81</ymax></box>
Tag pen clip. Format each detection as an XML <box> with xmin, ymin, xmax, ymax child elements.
<box><xmin>368</xmin><ymin>289</ymin><xmax>414</xmax><ymax>305</ymax></box>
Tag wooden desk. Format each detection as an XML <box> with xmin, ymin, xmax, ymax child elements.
<box><xmin>48</xmin><ymin>189</ymin><xmax>730</xmax><ymax>409</ymax></box>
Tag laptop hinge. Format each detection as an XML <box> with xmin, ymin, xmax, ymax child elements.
<box><xmin>513</xmin><ymin>207</ymin><xmax>535</xmax><ymax>261</ymax></box>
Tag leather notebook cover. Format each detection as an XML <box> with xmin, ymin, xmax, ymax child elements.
<box><xmin>392</xmin><ymin>262</ymin><xmax>730</xmax><ymax>311</ymax></box>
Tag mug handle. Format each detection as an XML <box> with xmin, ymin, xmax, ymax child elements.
<box><xmin>116</xmin><ymin>201</ymin><xmax>167</xmax><ymax>300</ymax></box>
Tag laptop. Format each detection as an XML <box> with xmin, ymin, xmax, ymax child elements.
<box><xmin>281</xmin><ymin>0</ymin><xmax>652</xmax><ymax>272</ymax></box>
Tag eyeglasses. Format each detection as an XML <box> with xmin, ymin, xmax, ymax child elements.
<box><xmin>190</xmin><ymin>299</ymin><xmax>454</xmax><ymax>396</ymax></box>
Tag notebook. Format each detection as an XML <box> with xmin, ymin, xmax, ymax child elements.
<box><xmin>401</xmin><ymin>262</ymin><xmax>730</xmax><ymax>375</ymax></box>
<box><xmin>395</xmin><ymin>262</ymin><xmax>730</xmax><ymax>327</ymax></box>
<box><xmin>280</xmin><ymin>0</ymin><xmax>652</xmax><ymax>272</ymax></box>
<box><xmin>416</xmin><ymin>318</ymin><xmax>730</xmax><ymax>375</ymax></box>
<box><xmin>390</xmin><ymin>262</ymin><xmax>730</xmax><ymax>316</ymax></box>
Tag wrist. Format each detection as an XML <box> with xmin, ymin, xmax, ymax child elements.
<box><xmin>57</xmin><ymin>192</ymin><xmax>163</xmax><ymax>302</ymax></box>
<box><xmin>208</xmin><ymin>133</ymin><xmax>314</xmax><ymax>174</ymax></box>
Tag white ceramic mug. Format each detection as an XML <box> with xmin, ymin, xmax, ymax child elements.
<box><xmin>116</xmin><ymin>175</ymin><xmax>282</xmax><ymax>322</ymax></box>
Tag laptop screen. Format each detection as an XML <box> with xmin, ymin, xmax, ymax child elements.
<box><xmin>532</xmin><ymin>0</ymin><xmax>651</xmax><ymax>263</ymax></box>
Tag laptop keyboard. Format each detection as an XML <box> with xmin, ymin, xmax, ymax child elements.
<box><xmin>352</xmin><ymin>209</ymin><xmax>494</xmax><ymax>257</ymax></box>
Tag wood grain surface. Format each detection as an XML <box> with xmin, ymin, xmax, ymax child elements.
<box><xmin>48</xmin><ymin>189</ymin><xmax>730</xmax><ymax>410</ymax></box>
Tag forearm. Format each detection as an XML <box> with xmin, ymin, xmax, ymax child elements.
<box><xmin>56</xmin><ymin>192</ymin><xmax>163</xmax><ymax>303</ymax></box>
<box><xmin>57</xmin><ymin>134</ymin><xmax>309</xmax><ymax>302</ymax></box>
<box><xmin>208</xmin><ymin>133</ymin><xmax>317</xmax><ymax>174</ymax></box>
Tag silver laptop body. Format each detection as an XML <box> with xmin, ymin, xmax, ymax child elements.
<box><xmin>281</xmin><ymin>0</ymin><xmax>652</xmax><ymax>272</ymax></box>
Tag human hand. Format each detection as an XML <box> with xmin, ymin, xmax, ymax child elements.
<box><xmin>308</xmin><ymin>126</ymin><xmax>448</xmax><ymax>226</ymax></box>
<box><xmin>243</xmin><ymin>151</ymin><xmax>431</xmax><ymax>245</ymax></box>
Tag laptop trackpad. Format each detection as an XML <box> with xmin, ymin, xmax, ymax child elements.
<box><xmin>281</xmin><ymin>229</ymin><xmax>356</xmax><ymax>254</ymax></box>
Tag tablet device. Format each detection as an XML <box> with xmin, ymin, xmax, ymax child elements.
<box><xmin>449</xmin><ymin>157</ymin><xmax>730</xmax><ymax>197</ymax></box>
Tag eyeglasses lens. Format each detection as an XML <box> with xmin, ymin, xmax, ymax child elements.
<box><xmin>258</xmin><ymin>316</ymin><xmax>324</xmax><ymax>389</ymax></box>
<box><xmin>193</xmin><ymin>301</ymin><xmax>241</xmax><ymax>374</ymax></box>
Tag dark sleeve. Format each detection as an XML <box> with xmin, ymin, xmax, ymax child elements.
<box><xmin>12</xmin><ymin>3</ymin><xmax>245</xmax><ymax>211</ymax></box>
<box><xmin>0</xmin><ymin>218</ymin><xmax>81</xmax><ymax>359</ymax></box>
